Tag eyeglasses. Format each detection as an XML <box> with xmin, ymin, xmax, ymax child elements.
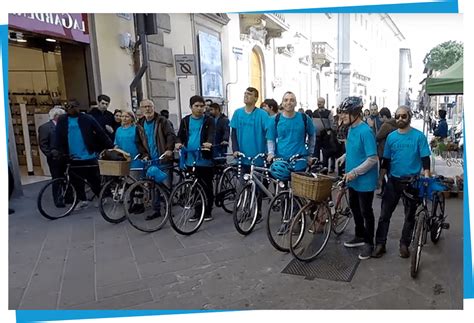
<box><xmin>395</xmin><ymin>114</ymin><xmax>408</xmax><ymax>120</ymax></box>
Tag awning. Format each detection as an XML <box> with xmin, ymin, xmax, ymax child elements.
<box><xmin>425</xmin><ymin>58</ymin><xmax>463</xmax><ymax>95</ymax></box>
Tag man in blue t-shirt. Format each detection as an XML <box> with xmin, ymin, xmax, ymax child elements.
<box><xmin>176</xmin><ymin>95</ymin><xmax>215</xmax><ymax>222</ymax></box>
<box><xmin>230</xmin><ymin>87</ymin><xmax>271</xmax><ymax>222</ymax></box>
<box><xmin>267</xmin><ymin>91</ymin><xmax>316</xmax><ymax>169</ymax></box>
<box><xmin>373</xmin><ymin>105</ymin><xmax>431</xmax><ymax>259</ymax></box>
<box><xmin>337</xmin><ymin>97</ymin><xmax>379</xmax><ymax>260</ymax></box>
<box><xmin>56</xmin><ymin>101</ymin><xmax>113</xmax><ymax>208</ymax></box>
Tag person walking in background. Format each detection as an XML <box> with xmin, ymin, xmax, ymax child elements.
<box><xmin>312</xmin><ymin>97</ymin><xmax>337</xmax><ymax>172</ymax></box>
<box><xmin>209</xmin><ymin>102</ymin><xmax>230</xmax><ymax>160</ymax></box>
<box><xmin>88</xmin><ymin>94</ymin><xmax>116</xmax><ymax>141</ymax></box>
<box><xmin>375</xmin><ymin>107</ymin><xmax>397</xmax><ymax>198</ymax></box>
<box><xmin>38</xmin><ymin>106</ymin><xmax>66</xmax><ymax>206</ymax></box>
<box><xmin>261</xmin><ymin>98</ymin><xmax>279</xmax><ymax>117</ymax></box>
<box><xmin>367</xmin><ymin>103</ymin><xmax>383</xmax><ymax>134</ymax></box>
<box><xmin>433</xmin><ymin>109</ymin><xmax>448</xmax><ymax>139</ymax></box>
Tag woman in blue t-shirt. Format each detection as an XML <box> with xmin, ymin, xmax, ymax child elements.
<box><xmin>114</xmin><ymin>111</ymin><xmax>148</xmax><ymax>168</ymax></box>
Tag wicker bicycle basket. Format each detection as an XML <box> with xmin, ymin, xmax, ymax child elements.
<box><xmin>98</xmin><ymin>160</ymin><xmax>131</xmax><ymax>176</ymax></box>
<box><xmin>291</xmin><ymin>172</ymin><xmax>333</xmax><ymax>202</ymax></box>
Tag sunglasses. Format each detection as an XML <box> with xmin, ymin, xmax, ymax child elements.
<box><xmin>395</xmin><ymin>114</ymin><xmax>409</xmax><ymax>120</ymax></box>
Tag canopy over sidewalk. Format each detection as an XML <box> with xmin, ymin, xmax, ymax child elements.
<box><xmin>425</xmin><ymin>58</ymin><xmax>463</xmax><ymax>95</ymax></box>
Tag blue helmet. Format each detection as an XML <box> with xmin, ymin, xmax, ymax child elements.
<box><xmin>270</xmin><ymin>160</ymin><xmax>292</xmax><ymax>181</ymax></box>
<box><xmin>146</xmin><ymin>166</ymin><xmax>168</xmax><ymax>184</ymax></box>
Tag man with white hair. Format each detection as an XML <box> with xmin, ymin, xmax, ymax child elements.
<box><xmin>38</xmin><ymin>106</ymin><xmax>66</xmax><ymax>206</ymax></box>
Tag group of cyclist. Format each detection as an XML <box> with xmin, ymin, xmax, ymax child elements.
<box><xmin>39</xmin><ymin>86</ymin><xmax>434</xmax><ymax>262</ymax></box>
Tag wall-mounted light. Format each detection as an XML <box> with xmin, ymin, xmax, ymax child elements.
<box><xmin>119</xmin><ymin>32</ymin><xmax>135</xmax><ymax>50</ymax></box>
<box><xmin>45</xmin><ymin>38</ymin><xmax>57</xmax><ymax>43</ymax></box>
<box><xmin>16</xmin><ymin>32</ymin><xmax>27</xmax><ymax>43</ymax></box>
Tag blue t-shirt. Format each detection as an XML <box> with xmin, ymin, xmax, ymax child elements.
<box><xmin>230</xmin><ymin>107</ymin><xmax>269</xmax><ymax>165</ymax></box>
<box><xmin>68</xmin><ymin>117</ymin><xmax>96</xmax><ymax>160</ymax></box>
<box><xmin>144</xmin><ymin>120</ymin><xmax>159</xmax><ymax>160</ymax></box>
<box><xmin>115</xmin><ymin>125</ymin><xmax>141</xmax><ymax>168</ymax></box>
<box><xmin>185</xmin><ymin>116</ymin><xmax>213</xmax><ymax>167</ymax></box>
<box><xmin>383</xmin><ymin>128</ymin><xmax>431</xmax><ymax>178</ymax></box>
<box><xmin>268</xmin><ymin>112</ymin><xmax>315</xmax><ymax>167</ymax></box>
<box><xmin>345</xmin><ymin>121</ymin><xmax>378</xmax><ymax>192</ymax></box>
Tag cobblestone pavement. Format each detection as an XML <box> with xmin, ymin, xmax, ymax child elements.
<box><xmin>9</xmin><ymin>181</ymin><xmax>463</xmax><ymax>310</ymax></box>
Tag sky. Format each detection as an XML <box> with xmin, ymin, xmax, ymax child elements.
<box><xmin>390</xmin><ymin>14</ymin><xmax>464</xmax><ymax>96</ymax></box>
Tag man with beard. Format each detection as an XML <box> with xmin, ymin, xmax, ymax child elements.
<box><xmin>372</xmin><ymin>105</ymin><xmax>431</xmax><ymax>259</ymax></box>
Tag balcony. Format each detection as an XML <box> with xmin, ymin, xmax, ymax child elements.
<box><xmin>312</xmin><ymin>41</ymin><xmax>335</xmax><ymax>68</ymax></box>
<box><xmin>240</xmin><ymin>13</ymin><xmax>290</xmax><ymax>45</ymax></box>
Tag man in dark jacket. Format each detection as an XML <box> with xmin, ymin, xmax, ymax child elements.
<box><xmin>375</xmin><ymin>107</ymin><xmax>398</xmax><ymax>197</ymax></box>
<box><xmin>209</xmin><ymin>102</ymin><xmax>230</xmax><ymax>160</ymax></box>
<box><xmin>176</xmin><ymin>95</ymin><xmax>215</xmax><ymax>221</ymax></box>
<box><xmin>56</xmin><ymin>101</ymin><xmax>113</xmax><ymax>208</ymax></box>
<box><xmin>38</xmin><ymin>106</ymin><xmax>66</xmax><ymax>206</ymax></box>
<box><xmin>88</xmin><ymin>94</ymin><xmax>116</xmax><ymax>141</ymax></box>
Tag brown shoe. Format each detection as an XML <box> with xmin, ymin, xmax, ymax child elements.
<box><xmin>372</xmin><ymin>244</ymin><xmax>386</xmax><ymax>258</ymax></box>
<box><xmin>399</xmin><ymin>244</ymin><xmax>410</xmax><ymax>258</ymax></box>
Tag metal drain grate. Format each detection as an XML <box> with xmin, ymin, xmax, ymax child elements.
<box><xmin>282</xmin><ymin>241</ymin><xmax>361</xmax><ymax>282</ymax></box>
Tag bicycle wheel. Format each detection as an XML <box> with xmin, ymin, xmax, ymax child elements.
<box><xmin>430</xmin><ymin>192</ymin><xmax>446</xmax><ymax>244</ymax></box>
<box><xmin>332</xmin><ymin>188</ymin><xmax>352</xmax><ymax>235</ymax></box>
<box><xmin>233</xmin><ymin>182</ymin><xmax>258</xmax><ymax>235</ymax></box>
<box><xmin>124</xmin><ymin>179</ymin><xmax>169</xmax><ymax>233</ymax></box>
<box><xmin>99</xmin><ymin>178</ymin><xmax>129</xmax><ymax>224</ymax></box>
<box><xmin>289</xmin><ymin>202</ymin><xmax>332</xmax><ymax>262</ymax></box>
<box><xmin>216</xmin><ymin>167</ymin><xmax>239</xmax><ymax>214</ymax></box>
<box><xmin>410</xmin><ymin>211</ymin><xmax>425</xmax><ymax>278</ymax></box>
<box><xmin>266</xmin><ymin>191</ymin><xmax>303</xmax><ymax>252</ymax></box>
<box><xmin>168</xmin><ymin>180</ymin><xmax>206</xmax><ymax>235</ymax></box>
<box><xmin>37</xmin><ymin>178</ymin><xmax>77</xmax><ymax>220</ymax></box>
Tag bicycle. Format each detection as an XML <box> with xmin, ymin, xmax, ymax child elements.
<box><xmin>98</xmin><ymin>154</ymin><xmax>173</xmax><ymax>225</ymax></box>
<box><xmin>288</xmin><ymin>174</ymin><xmax>351</xmax><ymax>262</ymax></box>
<box><xmin>232</xmin><ymin>152</ymin><xmax>283</xmax><ymax>236</ymax></box>
<box><xmin>265</xmin><ymin>154</ymin><xmax>313</xmax><ymax>252</ymax></box>
<box><xmin>213</xmin><ymin>153</ymin><xmax>239</xmax><ymax>214</ymax></box>
<box><xmin>121</xmin><ymin>154</ymin><xmax>172</xmax><ymax>233</ymax></box>
<box><xmin>37</xmin><ymin>162</ymin><xmax>101</xmax><ymax>220</ymax></box>
<box><xmin>406</xmin><ymin>176</ymin><xmax>448</xmax><ymax>278</ymax></box>
<box><xmin>167</xmin><ymin>148</ymin><xmax>212</xmax><ymax>235</ymax></box>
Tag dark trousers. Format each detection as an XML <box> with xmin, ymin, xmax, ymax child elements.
<box><xmin>348</xmin><ymin>188</ymin><xmax>375</xmax><ymax>245</ymax></box>
<box><xmin>375</xmin><ymin>177</ymin><xmax>418</xmax><ymax>246</ymax></box>
<box><xmin>47</xmin><ymin>157</ymin><xmax>66</xmax><ymax>206</ymax></box>
<box><xmin>192</xmin><ymin>166</ymin><xmax>214</xmax><ymax>215</ymax></box>
<box><xmin>313</xmin><ymin>137</ymin><xmax>322</xmax><ymax>160</ymax></box>
<box><xmin>70</xmin><ymin>159</ymin><xmax>101</xmax><ymax>201</ymax></box>
<box><xmin>322</xmin><ymin>149</ymin><xmax>336</xmax><ymax>172</ymax></box>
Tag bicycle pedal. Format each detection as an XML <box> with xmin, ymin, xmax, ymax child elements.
<box><xmin>441</xmin><ymin>222</ymin><xmax>450</xmax><ymax>230</ymax></box>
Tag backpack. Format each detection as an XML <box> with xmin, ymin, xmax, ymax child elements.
<box><xmin>314</xmin><ymin>109</ymin><xmax>338</xmax><ymax>155</ymax></box>
<box><xmin>275</xmin><ymin>112</ymin><xmax>309</xmax><ymax>141</ymax></box>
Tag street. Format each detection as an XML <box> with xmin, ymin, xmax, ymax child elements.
<box><xmin>9</xmin><ymin>180</ymin><xmax>463</xmax><ymax>310</ymax></box>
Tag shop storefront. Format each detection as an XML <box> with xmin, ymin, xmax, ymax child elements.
<box><xmin>8</xmin><ymin>13</ymin><xmax>94</xmax><ymax>184</ymax></box>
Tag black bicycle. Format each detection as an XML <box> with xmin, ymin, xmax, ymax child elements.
<box><xmin>405</xmin><ymin>176</ymin><xmax>448</xmax><ymax>278</ymax></box>
<box><xmin>37</xmin><ymin>163</ymin><xmax>100</xmax><ymax>220</ymax></box>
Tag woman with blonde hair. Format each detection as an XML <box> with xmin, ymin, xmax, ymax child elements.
<box><xmin>114</xmin><ymin>110</ymin><xmax>148</xmax><ymax>168</ymax></box>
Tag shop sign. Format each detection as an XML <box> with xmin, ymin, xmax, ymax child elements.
<box><xmin>9</xmin><ymin>13</ymin><xmax>90</xmax><ymax>44</ymax></box>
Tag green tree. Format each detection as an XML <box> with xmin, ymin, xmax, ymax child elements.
<box><xmin>423</xmin><ymin>41</ymin><xmax>463</xmax><ymax>72</ymax></box>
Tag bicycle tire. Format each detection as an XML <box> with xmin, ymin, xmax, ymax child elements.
<box><xmin>430</xmin><ymin>192</ymin><xmax>446</xmax><ymax>244</ymax></box>
<box><xmin>37</xmin><ymin>178</ymin><xmax>77</xmax><ymax>220</ymax></box>
<box><xmin>266</xmin><ymin>191</ymin><xmax>303</xmax><ymax>252</ymax></box>
<box><xmin>332</xmin><ymin>188</ymin><xmax>352</xmax><ymax>235</ymax></box>
<box><xmin>124</xmin><ymin>179</ymin><xmax>169</xmax><ymax>233</ymax></box>
<box><xmin>168</xmin><ymin>180</ymin><xmax>206</xmax><ymax>235</ymax></box>
<box><xmin>99</xmin><ymin>178</ymin><xmax>128</xmax><ymax>224</ymax></box>
<box><xmin>216</xmin><ymin>167</ymin><xmax>239</xmax><ymax>214</ymax></box>
<box><xmin>410</xmin><ymin>210</ymin><xmax>425</xmax><ymax>278</ymax></box>
<box><xmin>289</xmin><ymin>202</ymin><xmax>332</xmax><ymax>262</ymax></box>
<box><xmin>233</xmin><ymin>182</ymin><xmax>258</xmax><ymax>235</ymax></box>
